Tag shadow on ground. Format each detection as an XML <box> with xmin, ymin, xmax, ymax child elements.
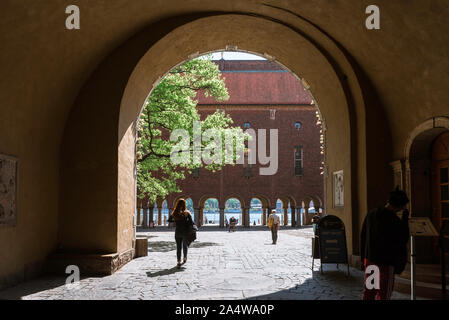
<box><xmin>147</xmin><ymin>241</ymin><xmax>177</xmax><ymax>252</ymax></box>
<box><xmin>247</xmin><ymin>269</ymin><xmax>364</xmax><ymax>300</ymax></box>
<box><xmin>147</xmin><ymin>241</ymin><xmax>221</xmax><ymax>252</ymax></box>
<box><xmin>146</xmin><ymin>266</ymin><xmax>185</xmax><ymax>278</ymax></box>
<box><xmin>0</xmin><ymin>276</ymin><xmax>93</xmax><ymax>300</ymax></box>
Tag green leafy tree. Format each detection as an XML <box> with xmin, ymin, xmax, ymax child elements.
<box><xmin>137</xmin><ymin>57</ymin><xmax>247</xmax><ymax>203</ymax></box>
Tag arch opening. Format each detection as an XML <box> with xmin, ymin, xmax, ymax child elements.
<box><xmin>57</xmin><ymin>13</ymin><xmax>366</xmax><ymax>274</ymax></box>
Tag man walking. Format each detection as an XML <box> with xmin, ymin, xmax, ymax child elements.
<box><xmin>267</xmin><ymin>209</ymin><xmax>280</xmax><ymax>244</ymax></box>
<box><xmin>360</xmin><ymin>187</ymin><xmax>410</xmax><ymax>300</ymax></box>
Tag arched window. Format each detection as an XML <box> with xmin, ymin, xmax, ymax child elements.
<box><xmin>294</xmin><ymin>145</ymin><xmax>303</xmax><ymax>176</ymax></box>
<box><xmin>244</xmin><ymin>122</ymin><xmax>251</xmax><ymax>129</ymax></box>
<box><xmin>294</xmin><ymin>121</ymin><xmax>302</xmax><ymax>130</ymax></box>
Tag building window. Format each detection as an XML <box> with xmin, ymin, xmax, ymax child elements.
<box><xmin>270</xmin><ymin>109</ymin><xmax>276</xmax><ymax>120</ymax></box>
<box><xmin>244</xmin><ymin>122</ymin><xmax>251</xmax><ymax>129</ymax></box>
<box><xmin>294</xmin><ymin>121</ymin><xmax>302</xmax><ymax>130</ymax></box>
<box><xmin>243</xmin><ymin>149</ymin><xmax>252</xmax><ymax>178</ymax></box>
<box><xmin>192</xmin><ymin>168</ymin><xmax>200</xmax><ymax>179</ymax></box>
<box><xmin>294</xmin><ymin>146</ymin><xmax>303</xmax><ymax>176</ymax></box>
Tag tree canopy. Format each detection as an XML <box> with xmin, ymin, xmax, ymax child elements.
<box><xmin>137</xmin><ymin>57</ymin><xmax>247</xmax><ymax>203</ymax></box>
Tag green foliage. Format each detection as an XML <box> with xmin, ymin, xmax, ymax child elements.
<box><xmin>137</xmin><ymin>57</ymin><xmax>247</xmax><ymax>203</ymax></box>
<box><xmin>225</xmin><ymin>198</ymin><xmax>241</xmax><ymax>209</ymax></box>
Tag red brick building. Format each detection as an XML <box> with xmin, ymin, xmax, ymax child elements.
<box><xmin>138</xmin><ymin>60</ymin><xmax>324</xmax><ymax>227</ymax></box>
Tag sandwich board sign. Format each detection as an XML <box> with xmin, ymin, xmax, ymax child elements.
<box><xmin>312</xmin><ymin>215</ymin><xmax>349</xmax><ymax>275</ymax></box>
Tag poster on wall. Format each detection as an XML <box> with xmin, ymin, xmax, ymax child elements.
<box><xmin>0</xmin><ymin>154</ymin><xmax>18</xmax><ymax>226</ymax></box>
<box><xmin>333</xmin><ymin>170</ymin><xmax>344</xmax><ymax>208</ymax></box>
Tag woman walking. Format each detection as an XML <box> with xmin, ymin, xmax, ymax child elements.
<box><xmin>168</xmin><ymin>198</ymin><xmax>195</xmax><ymax>269</ymax></box>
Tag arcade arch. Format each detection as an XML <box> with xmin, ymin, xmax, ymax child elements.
<box><xmin>225</xmin><ymin>197</ymin><xmax>243</xmax><ymax>226</ymax></box>
<box><xmin>58</xmin><ymin>13</ymin><xmax>370</xmax><ymax>273</ymax></box>
<box><xmin>397</xmin><ymin>117</ymin><xmax>449</xmax><ymax>263</ymax></box>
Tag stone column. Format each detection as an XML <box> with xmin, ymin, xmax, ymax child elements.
<box><xmin>303</xmin><ymin>206</ymin><xmax>310</xmax><ymax>225</ymax></box>
<box><xmin>149</xmin><ymin>207</ymin><xmax>154</xmax><ymax>226</ymax></box>
<box><xmin>291</xmin><ymin>206</ymin><xmax>296</xmax><ymax>227</ymax></box>
<box><xmin>243</xmin><ymin>207</ymin><xmax>250</xmax><ymax>227</ymax></box>
<box><xmin>142</xmin><ymin>206</ymin><xmax>148</xmax><ymax>228</ymax></box>
<box><xmin>194</xmin><ymin>207</ymin><xmax>200</xmax><ymax>226</ymax></box>
<box><xmin>199</xmin><ymin>207</ymin><xmax>204</xmax><ymax>227</ymax></box>
<box><xmin>157</xmin><ymin>205</ymin><xmax>162</xmax><ymax>226</ymax></box>
<box><xmin>283</xmin><ymin>207</ymin><xmax>288</xmax><ymax>226</ymax></box>
<box><xmin>267</xmin><ymin>207</ymin><xmax>272</xmax><ymax>225</ymax></box>
<box><xmin>219</xmin><ymin>207</ymin><xmax>225</xmax><ymax>228</ymax></box>
<box><xmin>136</xmin><ymin>207</ymin><xmax>141</xmax><ymax>226</ymax></box>
<box><xmin>262</xmin><ymin>207</ymin><xmax>267</xmax><ymax>226</ymax></box>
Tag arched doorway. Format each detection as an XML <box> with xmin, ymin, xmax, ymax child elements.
<box><xmin>249</xmin><ymin>198</ymin><xmax>263</xmax><ymax>226</ymax></box>
<box><xmin>225</xmin><ymin>198</ymin><xmax>243</xmax><ymax>226</ymax></box>
<box><xmin>202</xmin><ymin>198</ymin><xmax>220</xmax><ymax>226</ymax></box>
<box><xmin>404</xmin><ymin>117</ymin><xmax>449</xmax><ymax>263</ymax></box>
<box><xmin>58</xmin><ymin>13</ymin><xmax>369</xmax><ymax>274</ymax></box>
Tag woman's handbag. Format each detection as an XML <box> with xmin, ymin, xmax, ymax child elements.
<box><xmin>186</xmin><ymin>215</ymin><xmax>198</xmax><ymax>246</ymax></box>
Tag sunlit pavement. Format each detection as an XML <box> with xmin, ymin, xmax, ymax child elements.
<box><xmin>0</xmin><ymin>226</ymin><xmax>411</xmax><ymax>300</ymax></box>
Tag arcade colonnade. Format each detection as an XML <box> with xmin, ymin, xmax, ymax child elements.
<box><xmin>136</xmin><ymin>195</ymin><xmax>323</xmax><ymax>228</ymax></box>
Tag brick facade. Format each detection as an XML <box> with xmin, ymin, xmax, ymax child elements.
<box><xmin>138</xmin><ymin>60</ymin><xmax>324</xmax><ymax>226</ymax></box>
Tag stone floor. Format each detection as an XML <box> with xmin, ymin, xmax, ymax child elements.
<box><xmin>0</xmin><ymin>226</ymin><xmax>411</xmax><ymax>300</ymax></box>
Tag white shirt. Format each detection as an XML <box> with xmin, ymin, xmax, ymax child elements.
<box><xmin>269</xmin><ymin>213</ymin><xmax>280</xmax><ymax>224</ymax></box>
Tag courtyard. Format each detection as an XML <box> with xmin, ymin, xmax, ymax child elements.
<box><xmin>0</xmin><ymin>226</ymin><xmax>410</xmax><ymax>300</ymax></box>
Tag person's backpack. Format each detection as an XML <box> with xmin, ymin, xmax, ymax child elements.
<box><xmin>267</xmin><ymin>216</ymin><xmax>273</xmax><ymax>228</ymax></box>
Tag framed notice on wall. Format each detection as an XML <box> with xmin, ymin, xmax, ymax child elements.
<box><xmin>333</xmin><ymin>170</ymin><xmax>344</xmax><ymax>208</ymax></box>
<box><xmin>0</xmin><ymin>154</ymin><xmax>18</xmax><ymax>226</ymax></box>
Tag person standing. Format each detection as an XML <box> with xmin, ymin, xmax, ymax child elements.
<box><xmin>360</xmin><ymin>187</ymin><xmax>410</xmax><ymax>300</ymax></box>
<box><xmin>267</xmin><ymin>209</ymin><xmax>280</xmax><ymax>244</ymax></box>
<box><xmin>168</xmin><ymin>198</ymin><xmax>195</xmax><ymax>269</ymax></box>
<box><xmin>311</xmin><ymin>212</ymin><xmax>320</xmax><ymax>235</ymax></box>
<box><xmin>229</xmin><ymin>216</ymin><xmax>237</xmax><ymax>232</ymax></box>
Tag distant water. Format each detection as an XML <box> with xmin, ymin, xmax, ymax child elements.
<box><xmin>139</xmin><ymin>208</ymin><xmax>314</xmax><ymax>226</ymax></box>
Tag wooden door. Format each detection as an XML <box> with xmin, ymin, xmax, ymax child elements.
<box><xmin>432</xmin><ymin>131</ymin><xmax>449</xmax><ymax>262</ymax></box>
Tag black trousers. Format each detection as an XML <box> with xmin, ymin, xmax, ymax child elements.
<box><xmin>175</xmin><ymin>236</ymin><xmax>188</xmax><ymax>261</ymax></box>
<box><xmin>271</xmin><ymin>224</ymin><xmax>279</xmax><ymax>244</ymax></box>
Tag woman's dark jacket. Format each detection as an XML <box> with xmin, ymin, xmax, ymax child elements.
<box><xmin>168</xmin><ymin>212</ymin><xmax>196</xmax><ymax>244</ymax></box>
<box><xmin>360</xmin><ymin>207</ymin><xmax>409</xmax><ymax>274</ymax></box>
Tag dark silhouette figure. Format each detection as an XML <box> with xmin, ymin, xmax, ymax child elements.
<box><xmin>360</xmin><ymin>187</ymin><xmax>410</xmax><ymax>300</ymax></box>
<box><xmin>168</xmin><ymin>198</ymin><xmax>196</xmax><ymax>269</ymax></box>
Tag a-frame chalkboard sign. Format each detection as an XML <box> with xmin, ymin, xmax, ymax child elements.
<box><xmin>312</xmin><ymin>215</ymin><xmax>350</xmax><ymax>276</ymax></box>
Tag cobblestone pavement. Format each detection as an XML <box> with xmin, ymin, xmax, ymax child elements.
<box><xmin>0</xmin><ymin>226</ymin><xmax>411</xmax><ymax>300</ymax></box>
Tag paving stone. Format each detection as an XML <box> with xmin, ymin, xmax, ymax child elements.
<box><xmin>0</xmin><ymin>227</ymin><xmax>413</xmax><ymax>300</ymax></box>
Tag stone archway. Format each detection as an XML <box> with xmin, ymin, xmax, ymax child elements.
<box><xmin>399</xmin><ymin>117</ymin><xmax>449</xmax><ymax>263</ymax></box>
<box><xmin>59</xmin><ymin>13</ymin><xmax>368</xmax><ymax>273</ymax></box>
<box><xmin>199</xmin><ymin>196</ymin><xmax>220</xmax><ymax>227</ymax></box>
<box><xmin>250</xmin><ymin>195</ymin><xmax>271</xmax><ymax>226</ymax></box>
